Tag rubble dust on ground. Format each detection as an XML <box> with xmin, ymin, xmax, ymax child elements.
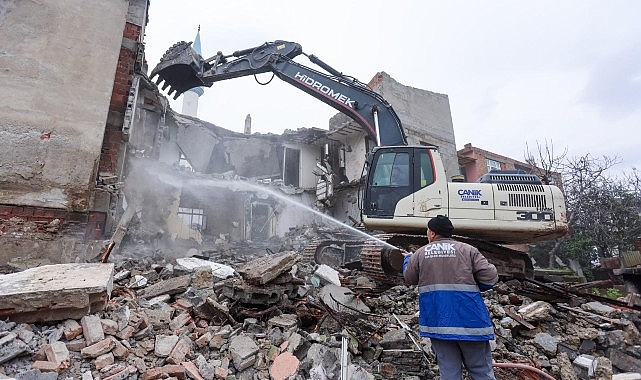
<box><xmin>1</xmin><ymin>225</ymin><xmax>640</xmax><ymax>380</ymax></box>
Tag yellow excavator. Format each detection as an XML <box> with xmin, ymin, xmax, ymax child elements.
<box><xmin>151</xmin><ymin>40</ymin><xmax>568</xmax><ymax>283</ymax></box>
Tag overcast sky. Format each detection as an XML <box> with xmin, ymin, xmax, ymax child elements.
<box><xmin>144</xmin><ymin>1</ymin><xmax>641</xmax><ymax>174</ymax></box>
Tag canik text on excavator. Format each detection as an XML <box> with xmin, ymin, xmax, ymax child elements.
<box><xmin>151</xmin><ymin>40</ymin><xmax>568</xmax><ymax>283</ymax></box>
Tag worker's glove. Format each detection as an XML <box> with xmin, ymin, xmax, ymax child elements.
<box><xmin>401</xmin><ymin>252</ymin><xmax>413</xmax><ymax>273</ymax></box>
<box><xmin>477</xmin><ymin>281</ymin><xmax>494</xmax><ymax>292</ymax></box>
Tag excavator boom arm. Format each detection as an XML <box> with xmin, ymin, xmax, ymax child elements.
<box><xmin>151</xmin><ymin>40</ymin><xmax>407</xmax><ymax>146</ymax></box>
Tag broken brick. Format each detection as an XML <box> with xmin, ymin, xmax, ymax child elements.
<box><xmin>80</xmin><ymin>337</ymin><xmax>115</xmax><ymax>358</ymax></box>
<box><xmin>166</xmin><ymin>337</ymin><xmax>192</xmax><ymax>364</ymax></box>
<box><xmin>269</xmin><ymin>352</ymin><xmax>300</xmax><ymax>380</ymax></box>
<box><xmin>62</xmin><ymin>319</ymin><xmax>83</xmax><ymax>340</ymax></box>
<box><xmin>95</xmin><ymin>352</ymin><xmax>114</xmax><ymax>370</ymax></box>
<box><xmin>141</xmin><ymin>364</ymin><xmax>185</xmax><ymax>380</ymax></box>
<box><xmin>182</xmin><ymin>360</ymin><xmax>205</xmax><ymax>380</ymax></box>
<box><xmin>44</xmin><ymin>341</ymin><xmax>69</xmax><ymax>366</ymax></box>
<box><xmin>31</xmin><ymin>360</ymin><xmax>61</xmax><ymax>373</ymax></box>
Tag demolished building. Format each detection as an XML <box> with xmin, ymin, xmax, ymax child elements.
<box><xmin>2</xmin><ymin>2</ymin><xmax>641</xmax><ymax>380</ymax></box>
<box><xmin>1</xmin><ymin>228</ymin><xmax>640</xmax><ymax>379</ymax></box>
<box><xmin>0</xmin><ymin>1</ymin><xmax>460</xmax><ymax>266</ymax></box>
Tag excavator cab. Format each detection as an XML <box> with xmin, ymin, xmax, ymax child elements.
<box><xmin>363</xmin><ymin>146</ymin><xmax>440</xmax><ymax>225</ymax></box>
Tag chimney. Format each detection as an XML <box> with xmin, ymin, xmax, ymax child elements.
<box><xmin>244</xmin><ymin>114</ymin><xmax>251</xmax><ymax>135</ymax></box>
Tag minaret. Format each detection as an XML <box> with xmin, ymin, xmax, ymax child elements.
<box><xmin>181</xmin><ymin>26</ymin><xmax>204</xmax><ymax>117</ymax></box>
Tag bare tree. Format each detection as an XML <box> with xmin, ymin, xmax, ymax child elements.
<box><xmin>524</xmin><ymin>140</ymin><xmax>567</xmax><ymax>266</ymax></box>
<box><xmin>525</xmin><ymin>139</ymin><xmax>567</xmax><ymax>186</ymax></box>
<box><xmin>524</xmin><ymin>144</ymin><xmax>640</xmax><ymax>272</ymax></box>
<box><xmin>561</xmin><ymin>154</ymin><xmax>641</xmax><ymax>259</ymax></box>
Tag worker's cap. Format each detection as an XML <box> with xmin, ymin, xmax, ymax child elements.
<box><xmin>427</xmin><ymin>215</ymin><xmax>454</xmax><ymax>237</ymax></box>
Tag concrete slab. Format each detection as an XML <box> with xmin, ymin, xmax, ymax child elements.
<box><xmin>313</xmin><ymin>264</ymin><xmax>341</xmax><ymax>286</ymax></box>
<box><xmin>175</xmin><ymin>257</ymin><xmax>236</xmax><ymax>280</ymax></box>
<box><xmin>0</xmin><ymin>263</ymin><xmax>114</xmax><ymax>323</ymax></box>
<box><xmin>237</xmin><ymin>251</ymin><xmax>298</xmax><ymax>285</ymax></box>
<box><xmin>319</xmin><ymin>284</ymin><xmax>371</xmax><ymax>314</ymax></box>
<box><xmin>139</xmin><ymin>275</ymin><xmax>191</xmax><ymax>299</ymax></box>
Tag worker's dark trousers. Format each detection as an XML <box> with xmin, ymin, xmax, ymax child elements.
<box><xmin>431</xmin><ymin>339</ymin><xmax>496</xmax><ymax>380</ymax></box>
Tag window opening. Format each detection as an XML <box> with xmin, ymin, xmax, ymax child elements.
<box><xmin>486</xmin><ymin>158</ymin><xmax>501</xmax><ymax>172</ymax></box>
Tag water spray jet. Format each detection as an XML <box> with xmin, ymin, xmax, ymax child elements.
<box><xmin>147</xmin><ymin>165</ymin><xmax>400</xmax><ymax>251</ymax></box>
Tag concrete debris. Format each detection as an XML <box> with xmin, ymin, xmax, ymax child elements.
<box><xmin>139</xmin><ymin>274</ymin><xmax>191</xmax><ymax>299</ymax></box>
<box><xmin>313</xmin><ymin>264</ymin><xmax>341</xmax><ymax>286</ymax></box>
<box><xmin>582</xmin><ymin>301</ymin><xmax>619</xmax><ymax>318</ymax></box>
<box><xmin>237</xmin><ymin>251</ymin><xmax>298</xmax><ymax>285</ymax></box>
<box><xmin>221</xmin><ymin>278</ymin><xmax>297</xmax><ymax>306</ymax></box>
<box><xmin>613</xmin><ymin>374</ymin><xmax>641</xmax><ymax>380</ymax></box>
<box><xmin>175</xmin><ymin>257</ymin><xmax>236</xmax><ymax>280</ymax></box>
<box><xmin>319</xmin><ymin>284</ymin><xmax>371</xmax><ymax>314</ymax></box>
<box><xmin>0</xmin><ymin>226</ymin><xmax>640</xmax><ymax>379</ymax></box>
<box><xmin>0</xmin><ymin>263</ymin><xmax>114</xmax><ymax>323</ymax></box>
<box><xmin>517</xmin><ymin>300</ymin><xmax>556</xmax><ymax>322</ymax></box>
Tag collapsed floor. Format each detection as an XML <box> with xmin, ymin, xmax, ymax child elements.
<box><xmin>1</xmin><ymin>226</ymin><xmax>641</xmax><ymax>380</ymax></box>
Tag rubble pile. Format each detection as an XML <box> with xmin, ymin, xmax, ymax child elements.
<box><xmin>1</xmin><ymin>227</ymin><xmax>640</xmax><ymax>379</ymax></box>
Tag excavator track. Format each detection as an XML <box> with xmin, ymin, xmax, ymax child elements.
<box><xmin>454</xmin><ymin>236</ymin><xmax>535</xmax><ymax>280</ymax></box>
<box><xmin>361</xmin><ymin>234</ymin><xmax>427</xmax><ymax>285</ymax></box>
<box><xmin>306</xmin><ymin>233</ymin><xmax>534</xmax><ymax>286</ymax></box>
<box><xmin>360</xmin><ymin>236</ymin><xmax>403</xmax><ymax>285</ymax></box>
<box><xmin>303</xmin><ymin>238</ymin><xmax>365</xmax><ymax>270</ymax></box>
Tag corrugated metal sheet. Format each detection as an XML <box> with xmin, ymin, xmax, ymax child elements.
<box><xmin>621</xmin><ymin>249</ymin><xmax>641</xmax><ymax>268</ymax></box>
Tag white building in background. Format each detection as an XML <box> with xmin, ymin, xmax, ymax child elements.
<box><xmin>181</xmin><ymin>26</ymin><xmax>204</xmax><ymax>117</ymax></box>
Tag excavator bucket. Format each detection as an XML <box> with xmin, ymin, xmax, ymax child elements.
<box><xmin>150</xmin><ymin>41</ymin><xmax>208</xmax><ymax>99</ymax></box>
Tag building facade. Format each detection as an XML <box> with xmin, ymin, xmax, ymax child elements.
<box><xmin>0</xmin><ymin>0</ymin><xmax>148</xmax><ymax>268</ymax></box>
<box><xmin>458</xmin><ymin>143</ymin><xmax>562</xmax><ymax>186</ymax></box>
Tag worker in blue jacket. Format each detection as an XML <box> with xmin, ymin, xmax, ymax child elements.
<box><xmin>403</xmin><ymin>215</ymin><xmax>499</xmax><ymax>380</ymax></box>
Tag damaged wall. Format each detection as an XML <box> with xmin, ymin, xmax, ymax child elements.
<box><xmin>220</xmin><ymin>138</ymin><xmax>282</xmax><ymax>179</ymax></box>
<box><xmin>0</xmin><ymin>0</ymin><xmax>128</xmax><ymax>210</ymax></box>
<box><xmin>284</xmin><ymin>143</ymin><xmax>318</xmax><ymax>190</ymax></box>
<box><xmin>0</xmin><ymin>1</ymin><xmax>150</xmax><ymax>269</ymax></box>
<box><xmin>161</xmin><ymin>111</ymin><xmax>285</xmax><ymax>179</ymax></box>
<box><xmin>158</xmin><ymin>111</ymin><xmax>322</xmax><ymax>190</ymax></box>
<box><xmin>119</xmin><ymin>93</ymin><xmax>329</xmax><ymax>252</ymax></box>
<box><xmin>166</xmin><ymin>113</ymin><xmax>237</xmax><ymax>173</ymax></box>
<box><xmin>368</xmin><ymin>71</ymin><xmax>460</xmax><ymax>179</ymax></box>
<box><xmin>120</xmin><ymin>158</ymin><xmax>323</xmax><ymax>256</ymax></box>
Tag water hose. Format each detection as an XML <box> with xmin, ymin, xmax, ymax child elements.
<box><xmin>493</xmin><ymin>362</ymin><xmax>557</xmax><ymax>380</ymax></box>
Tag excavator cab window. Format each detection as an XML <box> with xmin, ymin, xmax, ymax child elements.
<box><xmin>371</xmin><ymin>152</ymin><xmax>409</xmax><ymax>187</ymax></box>
<box><xmin>418</xmin><ymin>149</ymin><xmax>435</xmax><ymax>188</ymax></box>
<box><xmin>364</xmin><ymin>149</ymin><xmax>413</xmax><ymax>217</ymax></box>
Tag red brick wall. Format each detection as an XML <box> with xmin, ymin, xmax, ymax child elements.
<box><xmin>458</xmin><ymin>143</ymin><xmax>537</xmax><ymax>182</ymax></box>
<box><xmin>98</xmin><ymin>21</ymin><xmax>141</xmax><ymax>174</ymax></box>
<box><xmin>0</xmin><ymin>204</ymin><xmax>106</xmax><ymax>240</ymax></box>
